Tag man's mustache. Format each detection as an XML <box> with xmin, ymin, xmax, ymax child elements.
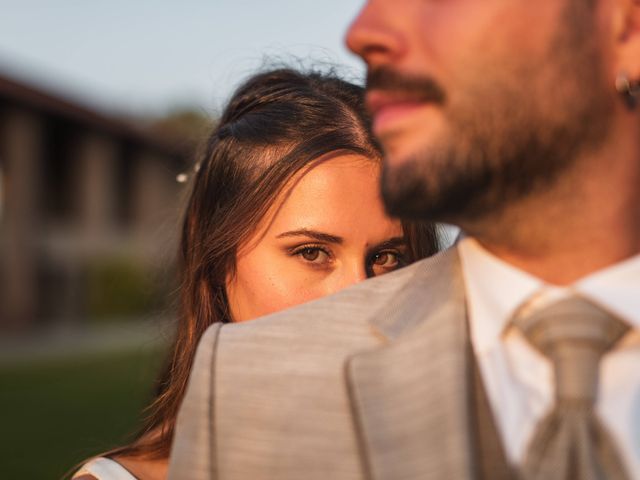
<box><xmin>366</xmin><ymin>68</ymin><xmax>447</xmax><ymax>105</ymax></box>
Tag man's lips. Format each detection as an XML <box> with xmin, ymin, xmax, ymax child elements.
<box><xmin>366</xmin><ymin>91</ymin><xmax>434</xmax><ymax>134</ymax></box>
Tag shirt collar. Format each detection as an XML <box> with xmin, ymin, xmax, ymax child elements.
<box><xmin>458</xmin><ymin>237</ymin><xmax>640</xmax><ymax>353</ymax></box>
<box><xmin>577</xmin><ymin>254</ymin><xmax>640</xmax><ymax>330</ymax></box>
<box><xmin>458</xmin><ymin>237</ymin><xmax>542</xmax><ymax>354</ymax></box>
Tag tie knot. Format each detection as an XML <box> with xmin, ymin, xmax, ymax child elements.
<box><xmin>512</xmin><ymin>296</ymin><xmax>629</xmax><ymax>404</ymax></box>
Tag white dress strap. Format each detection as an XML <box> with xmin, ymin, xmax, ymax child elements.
<box><xmin>73</xmin><ymin>457</ymin><xmax>137</xmax><ymax>480</ymax></box>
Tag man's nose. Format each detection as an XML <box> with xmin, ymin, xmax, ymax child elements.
<box><xmin>345</xmin><ymin>1</ymin><xmax>405</xmax><ymax>67</ymax></box>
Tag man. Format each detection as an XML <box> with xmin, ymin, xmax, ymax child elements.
<box><xmin>169</xmin><ymin>0</ymin><xmax>640</xmax><ymax>478</ymax></box>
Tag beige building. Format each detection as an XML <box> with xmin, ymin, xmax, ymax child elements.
<box><xmin>0</xmin><ymin>73</ymin><xmax>192</xmax><ymax>331</ymax></box>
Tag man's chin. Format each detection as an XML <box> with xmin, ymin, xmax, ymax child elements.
<box><xmin>381</xmin><ymin>156</ymin><xmax>483</xmax><ymax>224</ymax></box>
<box><xmin>382</xmin><ymin>180</ymin><xmax>472</xmax><ymax>224</ymax></box>
<box><xmin>381</xmin><ymin>161</ymin><xmax>436</xmax><ymax>220</ymax></box>
<box><xmin>380</xmin><ymin>137</ymin><xmax>432</xmax><ymax>172</ymax></box>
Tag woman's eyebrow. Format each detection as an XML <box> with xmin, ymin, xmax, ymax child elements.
<box><xmin>369</xmin><ymin>237</ymin><xmax>406</xmax><ymax>252</ymax></box>
<box><xmin>276</xmin><ymin>229</ymin><xmax>343</xmax><ymax>244</ymax></box>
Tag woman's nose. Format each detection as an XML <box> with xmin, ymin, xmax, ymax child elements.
<box><xmin>334</xmin><ymin>262</ymin><xmax>369</xmax><ymax>291</ymax></box>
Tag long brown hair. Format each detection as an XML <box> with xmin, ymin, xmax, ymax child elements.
<box><xmin>112</xmin><ymin>67</ymin><xmax>439</xmax><ymax>460</ymax></box>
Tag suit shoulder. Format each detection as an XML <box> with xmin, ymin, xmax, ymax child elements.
<box><xmin>218</xmin><ymin>247</ymin><xmax>458</xmax><ymax>345</ymax></box>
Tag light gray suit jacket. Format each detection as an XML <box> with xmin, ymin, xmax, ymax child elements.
<box><xmin>168</xmin><ymin>247</ymin><xmax>481</xmax><ymax>480</ymax></box>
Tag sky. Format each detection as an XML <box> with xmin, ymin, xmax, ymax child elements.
<box><xmin>0</xmin><ymin>0</ymin><xmax>367</xmax><ymax>117</ymax></box>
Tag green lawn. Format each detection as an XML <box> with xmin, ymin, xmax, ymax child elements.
<box><xmin>0</xmin><ymin>346</ymin><xmax>166</xmax><ymax>479</ymax></box>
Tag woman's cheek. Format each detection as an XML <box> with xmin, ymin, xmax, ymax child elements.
<box><xmin>232</xmin><ymin>247</ymin><xmax>332</xmax><ymax>320</ymax></box>
<box><xmin>260</xmin><ymin>269</ymin><xmax>327</xmax><ymax>314</ymax></box>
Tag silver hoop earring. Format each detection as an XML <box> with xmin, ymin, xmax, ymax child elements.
<box><xmin>615</xmin><ymin>72</ymin><xmax>640</xmax><ymax>110</ymax></box>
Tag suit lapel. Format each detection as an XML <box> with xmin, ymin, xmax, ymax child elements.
<box><xmin>346</xmin><ymin>248</ymin><xmax>476</xmax><ymax>480</ymax></box>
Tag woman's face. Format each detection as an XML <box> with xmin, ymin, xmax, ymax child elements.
<box><xmin>226</xmin><ymin>153</ymin><xmax>406</xmax><ymax>323</ymax></box>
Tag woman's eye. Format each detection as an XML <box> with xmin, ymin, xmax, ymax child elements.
<box><xmin>295</xmin><ymin>246</ymin><xmax>330</xmax><ymax>264</ymax></box>
<box><xmin>372</xmin><ymin>251</ymin><xmax>399</xmax><ymax>267</ymax></box>
<box><xmin>369</xmin><ymin>250</ymin><xmax>405</xmax><ymax>277</ymax></box>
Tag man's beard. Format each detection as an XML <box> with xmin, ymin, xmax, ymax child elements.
<box><xmin>373</xmin><ymin>1</ymin><xmax>615</xmax><ymax>224</ymax></box>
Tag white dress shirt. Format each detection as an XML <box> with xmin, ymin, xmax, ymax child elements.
<box><xmin>458</xmin><ymin>237</ymin><xmax>640</xmax><ymax>477</ymax></box>
<box><xmin>73</xmin><ymin>457</ymin><xmax>136</xmax><ymax>480</ymax></box>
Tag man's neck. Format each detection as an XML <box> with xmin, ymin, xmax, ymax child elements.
<box><xmin>460</xmin><ymin>123</ymin><xmax>640</xmax><ymax>285</ymax></box>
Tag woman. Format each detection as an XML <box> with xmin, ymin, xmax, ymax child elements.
<box><xmin>74</xmin><ymin>67</ymin><xmax>439</xmax><ymax>479</ymax></box>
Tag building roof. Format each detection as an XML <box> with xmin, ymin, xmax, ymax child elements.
<box><xmin>0</xmin><ymin>71</ymin><xmax>187</xmax><ymax>157</ymax></box>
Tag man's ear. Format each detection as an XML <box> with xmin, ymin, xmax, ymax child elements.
<box><xmin>613</xmin><ymin>0</ymin><xmax>640</xmax><ymax>81</ymax></box>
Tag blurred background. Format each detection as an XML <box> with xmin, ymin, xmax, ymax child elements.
<box><xmin>0</xmin><ymin>1</ymin><xmax>366</xmax><ymax>477</ymax></box>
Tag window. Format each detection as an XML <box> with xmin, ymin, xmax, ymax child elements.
<box><xmin>41</xmin><ymin>118</ymin><xmax>76</xmax><ymax>223</ymax></box>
